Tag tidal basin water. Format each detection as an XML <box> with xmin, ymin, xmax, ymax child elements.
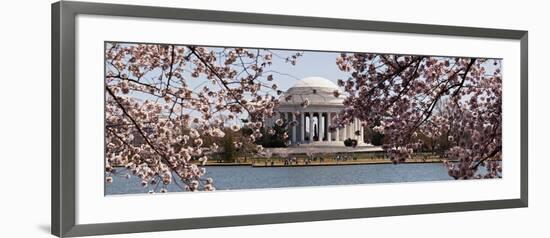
<box><xmin>106</xmin><ymin>163</ymin><xmax>459</xmax><ymax>195</ymax></box>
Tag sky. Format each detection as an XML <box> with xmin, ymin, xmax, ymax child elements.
<box><xmin>107</xmin><ymin>43</ymin><xmax>502</xmax><ymax>123</ymax></box>
<box><xmin>178</xmin><ymin>46</ymin><xmax>500</xmax><ymax>95</ymax></box>
<box><xmin>178</xmin><ymin>47</ymin><xmax>351</xmax><ymax>94</ymax></box>
<box><xmin>259</xmin><ymin>49</ymin><xmax>350</xmax><ymax>91</ymax></box>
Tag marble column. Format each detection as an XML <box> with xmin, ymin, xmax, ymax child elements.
<box><xmin>350</xmin><ymin>124</ymin><xmax>353</xmax><ymax>140</ymax></box>
<box><xmin>327</xmin><ymin>113</ymin><xmax>332</xmax><ymax>142</ymax></box>
<box><xmin>309</xmin><ymin>113</ymin><xmax>314</xmax><ymax>143</ymax></box>
<box><xmin>300</xmin><ymin>113</ymin><xmax>305</xmax><ymax>143</ymax></box>
<box><xmin>317</xmin><ymin>112</ymin><xmax>323</xmax><ymax>141</ymax></box>
<box><xmin>352</xmin><ymin>121</ymin><xmax>356</xmax><ymax>139</ymax></box>
<box><xmin>343</xmin><ymin>124</ymin><xmax>347</xmax><ymax>140</ymax></box>
<box><xmin>320</xmin><ymin>113</ymin><xmax>324</xmax><ymax>141</ymax></box>
<box><xmin>291</xmin><ymin>113</ymin><xmax>296</xmax><ymax>144</ymax></box>
<box><xmin>352</xmin><ymin>119</ymin><xmax>355</xmax><ymax>141</ymax></box>
<box><xmin>336</xmin><ymin>114</ymin><xmax>340</xmax><ymax>142</ymax></box>
<box><xmin>353</xmin><ymin>118</ymin><xmax>359</xmax><ymax>139</ymax></box>
<box><xmin>348</xmin><ymin>118</ymin><xmax>355</xmax><ymax>140</ymax></box>
<box><xmin>350</xmin><ymin>123</ymin><xmax>353</xmax><ymax>139</ymax></box>
<box><xmin>360</xmin><ymin>120</ymin><xmax>365</xmax><ymax>144</ymax></box>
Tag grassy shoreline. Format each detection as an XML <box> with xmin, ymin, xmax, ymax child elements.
<box><xmin>112</xmin><ymin>152</ymin><xmax>456</xmax><ymax>168</ymax></box>
<box><xmin>203</xmin><ymin>156</ymin><xmax>445</xmax><ymax>167</ymax></box>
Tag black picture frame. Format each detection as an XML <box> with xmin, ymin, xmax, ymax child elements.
<box><xmin>51</xmin><ymin>1</ymin><xmax>528</xmax><ymax>237</ymax></box>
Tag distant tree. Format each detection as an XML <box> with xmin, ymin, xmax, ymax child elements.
<box><xmin>364</xmin><ymin>119</ymin><xmax>385</xmax><ymax>146</ymax></box>
<box><xmin>256</xmin><ymin>119</ymin><xmax>289</xmax><ymax>148</ymax></box>
<box><xmin>370</xmin><ymin>131</ymin><xmax>384</xmax><ymax>146</ymax></box>
<box><xmin>220</xmin><ymin>133</ymin><xmax>236</xmax><ymax>162</ymax></box>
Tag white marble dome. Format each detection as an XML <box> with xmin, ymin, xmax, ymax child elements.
<box><xmin>290</xmin><ymin>76</ymin><xmax>339</xmax><ymax>89</ymax></box>
<box><xmin>280</xmin><ymin>76</ymin><xmax>343</xmax><ymax>106</ymax></box>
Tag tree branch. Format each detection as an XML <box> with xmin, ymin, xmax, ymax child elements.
<box><xmin>105</xmin><ymin>85</ymin><xmax>182</xmax><ymax>176</ymax></box>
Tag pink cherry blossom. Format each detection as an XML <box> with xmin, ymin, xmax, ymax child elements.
<box><xmin>104</xmin><ymin>43</ymin><xmax>302</xmax><ymax>192</ymax></box>
<box><xmin>333</xmin><ymin>54</ymin><xmax>502</xmax><ymax>179</ymax></box>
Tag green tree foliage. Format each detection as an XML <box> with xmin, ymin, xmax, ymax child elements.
<box><xmin>220</xmin><ymin>132</ymin><xmax>236</xmax><ymax>162</ymax></box>
<box><xmin>366</xmin><ymin>119</ymin><xmax>385</xmax><ymax>146</ymax></box>
<box><xmin>256</xmin><ymin>122</ymin><xmax>289</xmax><ymax>148</ymax></box>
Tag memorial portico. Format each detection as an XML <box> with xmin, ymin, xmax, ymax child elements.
<box><xmin>269</xmin><ymin>76</ymin><xmax>366</xmax><ymax>146</ymax></box>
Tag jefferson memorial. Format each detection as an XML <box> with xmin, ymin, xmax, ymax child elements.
<box><xmin>269</xmin><ymin>76</ymin><xmax>367</xmax><ymax>147</ymax></box>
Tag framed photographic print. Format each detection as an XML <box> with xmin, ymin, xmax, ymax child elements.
<box><xmin>52</xmin><ymin>1</ymin><xmax>528</xmax><ymax>237</ymax></box>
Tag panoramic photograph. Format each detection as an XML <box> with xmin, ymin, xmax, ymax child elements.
<box><xmin>104</xmin><ymin>42</ymin><xmax>503</xmax><ymax>195</ymax></box>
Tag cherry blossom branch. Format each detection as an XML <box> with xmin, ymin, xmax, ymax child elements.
<box><xmin>105</xmin><ymin>85</ymin><xmax>181</xmax><ymax>175</ymax></box>
<box><xmin>186</xmin><ymin>46</ymin><xmax>253</xmax><ymax>116</ymax></box>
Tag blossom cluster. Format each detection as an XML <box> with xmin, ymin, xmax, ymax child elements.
<box><xmin>105</xmin><ymin>43</ymin><xmax>301</xmax><ymax>192</ymax></box>
<box><xmin>333</xmin><ymin>53</ymin><xmax>502</xmax><ymax>179</ymax></box>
